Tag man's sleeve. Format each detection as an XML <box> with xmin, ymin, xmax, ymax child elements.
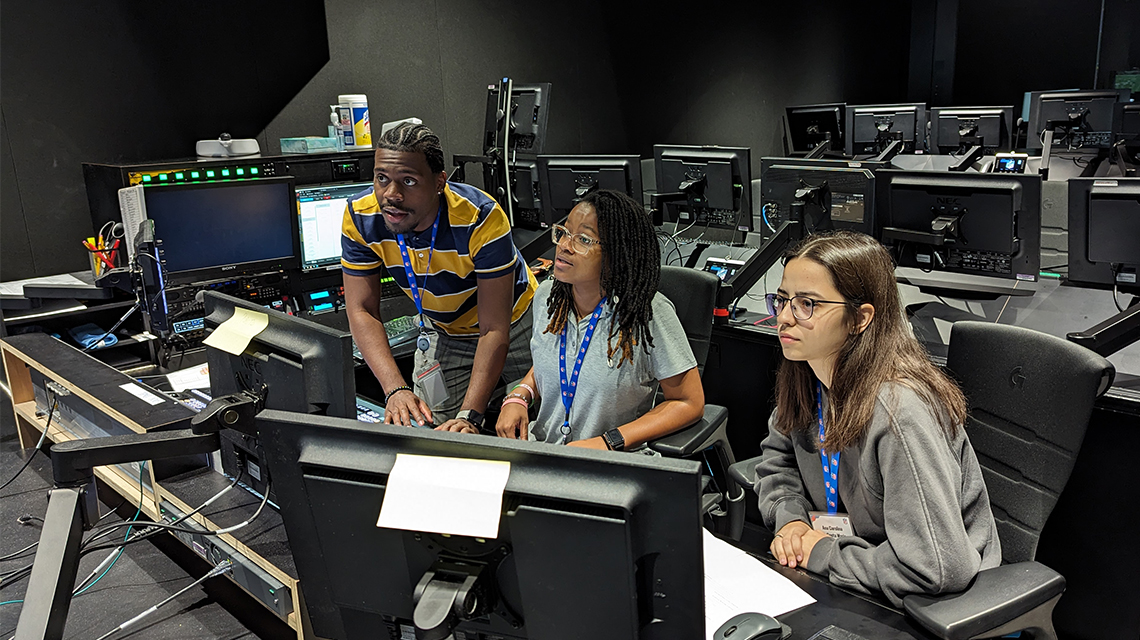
<box><xmin>341</xmin><ymin>202</ymin><xmax>384</xmax><ymax>277</ymax></box>
<box><xmin>468</xmin><ymin>202</ymin><xmax>519</xmax><ymax>279</ymax></box>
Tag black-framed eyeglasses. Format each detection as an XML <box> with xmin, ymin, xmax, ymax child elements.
<box><xmin>551</xmin><ymin>224</ymin><xmax>602</xmax><ymax>255</ymax></box>
<box><xmin>765</xmin><ymin>293</ymin><xmax>850</xmax><ymax>321</ymax></box>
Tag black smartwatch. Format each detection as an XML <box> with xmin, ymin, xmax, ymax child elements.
<box><xmin>602</xmin><ymin>428</ymin><xmax>625</xmax><ymax>452</ymax></box>
<box><xmin>455</xmin><ymin>409</ymin><xmax>485</xmax><ymax>430</ymax></box>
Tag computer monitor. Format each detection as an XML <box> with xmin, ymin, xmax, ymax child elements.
<box><xmin>758</xmin><ymin>157</ymin><xmax>884</xmax><ymax>239</ymax></box>
<box><xmin>785</xmin><ymin>103</ymin><xmax>846</xmax><ymax>155</ymax></box>
<box><xmin>845</xmin><ymin>103</ymin><xmax>927</xmax><ymax>156</ymax></box>
<box><xmin>1066</xmin><ymin>178</ymin><xmax>1140</xmax><ymax>290</ymax></box>
<box><xmin>203</xmin><ymin>290</ymin><xmax>356</xmax><ymax>499</ymax></box>
<box><xmin>1026</xmin><ymin>90</ymin><xmax>1129</xmax><ymax>150</ymax></box>
<box><xmin>256</xmin><ymin>410</ymin><xmax>705</xmax><ymax>640</ymax></box>
<box><xmin>654</xmin><ymin>145</ymin><xmax>752</xmax><ymax>243</ymax></box>
<box><xmin>537</xmin><ymin>155</ymin><xmax>643</xmax><ymax>226</ymax></box>
<box><xmin>484</xmin><ymin>82</ymin><xmax>552</xmax><ymax>155</ymax></box>
<box><xmin>876</xmin><ymin>170</ymin><xmax>1042</xmax><ymax>293</ymax></box>
<box><xmin>929</xmin><ymin>106</ymin><xmax>1015</xmax><ymax>154</ymax></box>
<box><xmin>144</xmin><ymin>177</ymin><xmax>300</xmax><ymax>285</ymax></box>
<box><xmin>1120</xmin><ymin>104</ymin><xmax>1140</xmax><ymax>147</ymax></box>
<box><xmin>296</xmin><ymin>182</ymin><xmax>373</xmax><ymax>271</ymax></box>
<box><xmin>506</xmin><ymin>158</ymin><xmax>544</xmax><ymax>229</ymax></box>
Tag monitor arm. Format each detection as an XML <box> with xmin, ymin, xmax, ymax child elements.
<box><xmin>16</xmin><ymin>429</ymin><xmax>221</xmax><ymax>639</ymax></box>
<box><xmin>649</xmin><ymin>192</ymin><xmax>688</xmax><ymax>226</ymax></box>
<box><xmin>714</xmin><ymin>220</ymin><xmax>804</xmax><ymax>321</ymax></box>
<box><xmin>190</xmin><ymin>387</ymin><xmax>266</xmax><ymax>438</ymax></box>
<box><xmin>792</xmin><ymin>181</ymin><xmax>833</xmax><ymax>233</ymax></box>
<box><xmin>1110</xmin><ymin>140</ymin><xmax>1136</xmax><ymax>177</ymax></box>
<box><xmin>1067</xmin><ymin>293</ymin><xmax>1140</xmax><ymax>356</ymax></box>
<box><xmin>873</xmin><ymin>139</ymin><xmax>904</xmax><ymax>163</ymax></box>
<box><xmin>805</xmin><ymin>137</ymin><xmax>832</xmax><ymax>159</ymax></box>
<box><xmin>412</xmin><ymin>550</ymin><xmax>516</xmax><ymax>640</ymax></box>
<box><xmin>950</xmin><ymin>145</ymin><xmax>986</xmax><ymax>172</ymax></box>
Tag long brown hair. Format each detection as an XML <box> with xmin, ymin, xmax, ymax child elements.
<box><xmin>774</xmin><ymin>231</ymin><xmax>966</xmax><ymax>451</ymax></box>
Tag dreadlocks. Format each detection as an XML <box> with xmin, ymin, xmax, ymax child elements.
<box><xmin>376</xmin><ymin>122</ymin><xmax>445</xmax><ymax>174</ymax></box>
<box><xmin>544</xmin><ymin>189</ymin><xmax>661</xmax><ymax>367</ymax></box>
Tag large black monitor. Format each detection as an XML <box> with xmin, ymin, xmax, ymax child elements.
<box><xmin>929</xmin><ymin>106</ymin><xmax>1015</xmax><ymax>154</ymax></box>
<box><xmin>537</xmin><ymin>155</ymin><xmax>642</xmax><ymax>226</ymax></box>
<box><xmin>1120</xmin><ymin>103</ymin><xmax>1140</xmax><ymax>147</ymax></box>
<box><xmin>296</xmin><ymin>181</ymin><xmax>373</xmax><ymax>271</ymax></box>
<box><xmin>144</xmin><ymin>177</ymin><xmax>300</xmax><ymax>285</ymax></box>
<box><xmin>845</xmin><ymin>103</ymin><xmax>927</xmax><ymax>156</ymax></box>
<box><xmin>203</xmin><ymin>290</ymin><xmax>356</xmax><ymax>498</ymax></box>
<box><xmin>876</xmin><ymin>170</ymin><xmax>1042</xmax><ymax>294</ymax></box>
<box><xmin>257</xmin><ymin>410</ymin><xmax>704</xmax><ymax>639</ymax></box>
<box><xmin>484</xmin><ymin>82</ymin><xmax>552</xmax><ymax>155</ymax></box>
<box><xmin>506</xmin><ymin>158</ymin><xmax>544</xmax><ymax>229</ymax></box>
<box><xmin>1066</xmin><ymin>178</ymin><xmax>1140</xmax><ymax>290</ymax></box>
<box><xmin>758</xmin><ymin>157</ymin><xmax>884</xmax><ymax>239</ymax></box>
<box><xmin>785</xmin><ymin>103</ymin><xmax>846</xmax><ymax>154</ymax></box>
<box><xmin>1026</xmin><ymin>90</ymin><xmax>1128</xmax><ymax>150</ymax></box>
<box><xmin>654</xmin><ymin>144</ymin><xmax>752</xmax><ymax>243</ymax></box>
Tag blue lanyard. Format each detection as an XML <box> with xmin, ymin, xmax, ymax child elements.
<box><xmin>558</xmin><ymin>297</ymin><xmax>608</xmax><ymax>444</ymax></box>
<box><xmin>817</xmin><ymin>381</ymin><xmax>841</xmax><ymax>515</ymax></box>
<box><xmin>394</xmin><ymin>205</ymin><xmax>442</xmax><ymax>329</ymax></box>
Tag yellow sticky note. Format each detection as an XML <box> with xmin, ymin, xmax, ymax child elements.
<box><xmin>377</xmin><ymin>454</ymin><xmax>511</xmax><ymax>538</ymax></box>
<box><xmin>202</xmin><ymin>307</ymin><xmax>269</xmax><ymax>355</ymax></box>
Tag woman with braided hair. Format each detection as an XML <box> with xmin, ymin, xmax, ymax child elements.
<box><xmin>493</xmin><ymin>188</ymin><xmax>704</xmax><ymax>450</ymax></box>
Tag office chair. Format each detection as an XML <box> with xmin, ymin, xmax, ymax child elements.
<box><xmin>728</xmin><ymin>321</ymin><xmax>1113</xmax><ymax>640</ymax></box>
<box><xmin>648</xmin><ymin>265</ymin><xmax>746</xmax><ymax>539</ymax></box>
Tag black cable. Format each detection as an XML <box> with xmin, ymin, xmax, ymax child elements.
<box><xmin>0</xmin><ymin>392</ymin><xmax>57</xmax><ymax>493</ymax></box>
<box><xmin>81</xmin><ymin>299</ymin><xmax>142</xmax><ymax>354</ymax></box>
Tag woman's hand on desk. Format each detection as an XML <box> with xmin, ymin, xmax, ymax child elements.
<box><xmin>771</xmin><ymin>520</ymin><xmax>827</xmax><ymax>569</ymax></box>
<box><xmin>384</xmin><ymin>390</ymin><xmax>434</xmax><ymax>427</ymax></box>
<box><xmin>567</xmin><ymin>437</ymin><xmax>607</xmax><ymax>450</ymax></box>
<box><xmin>495</xmin><ymin>403</ymin><xmax>530</xmax><ymax>439</ymax></box>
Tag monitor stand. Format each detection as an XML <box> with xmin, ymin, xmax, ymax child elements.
<box><xmin>896</xmin><ymin>267</ymin><xmax>1039</xmax><ymax>299</ymax></box>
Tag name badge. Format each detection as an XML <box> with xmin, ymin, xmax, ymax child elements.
<box><xmin>809</xmin><ymin>511</ymin><xmax>854</xmax><ymax>538</ymax></box>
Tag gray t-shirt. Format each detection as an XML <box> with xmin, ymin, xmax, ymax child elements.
<box><xmin>529</xmin><ymin>279</ymin><xmax>697</xmax><ymax>444</ymax></box>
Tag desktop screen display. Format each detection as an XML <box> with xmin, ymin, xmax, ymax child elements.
<box><xmin>537</xmin><ymin>155</ymin><xmax>642</xmax><ymax>224</ymax></box>
<box><xmin>929</xmin><ymin>107</ymin><xmax>1014</xmax><ymax>154</ymax></box>
<box><xmin>785</xmin><ymin>103</ymin><xmax>846</xmax><ymax>154</ymax></box>
<box><xmin>144</xmin><ymin>178</ymin><xmax>299</xmax><ymax>284</ymax></box>
<box><xmin>759</xmin><ymin>158</ymin><xmax>883</xmax><ymax>239</ymax></box>
<box><xmin>1067</xmin><ymin>178</ymin><xmax>1140</xmax><ymax>289</ymax></box>
<box><xmin>845</xmin><ymin>103</ymin><xmax>927</xmax><ymax>156</ymax></box>
<box><xmin>296</xmin><ymin>182</ymin><xmax>373</xmax><ymax>270</ymax></box>
<box><xmin>654</xmin><ymin>144</ymin><xmax>752</xmax><ymax>241</ymax></box>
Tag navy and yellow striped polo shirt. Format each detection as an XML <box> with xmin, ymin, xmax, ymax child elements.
<box><xmin>341</xmin><ymin>182</ymin><xmax>537</xmax><ymax>337</ymax></box>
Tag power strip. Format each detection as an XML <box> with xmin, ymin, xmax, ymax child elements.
<box><xmin>159</xmin><ymin>499</ymin><xmax>293</xmax><ymax>618</ymax></box>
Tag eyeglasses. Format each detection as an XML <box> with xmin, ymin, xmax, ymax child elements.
<box><xmin>765</xmin><ymin>293</ymin><xmax>849</xmax><ymax>321</ymax></box>
<box><xmin>551</xmin><ymin>224</ymin><xmax>602</xmax><ymax>255</ymax></box>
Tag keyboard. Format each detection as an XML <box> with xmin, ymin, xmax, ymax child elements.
<box><xmin>353</xmin><ymin>315</ymin><xmax>420</xmax><ymax>360</ymax></box>
<box><xmin>356</xmin><ymin>395</ymin><xmax>385</xmax><ymax>423</ymax></box>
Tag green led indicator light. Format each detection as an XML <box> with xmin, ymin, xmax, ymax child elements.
<box><xmin>236</xmin><ymin>168</ymin><xmax>245</xmax><ymax>176</ymax></box>
<box><xmin>250</xmin><ymin>167</ymin><xmax>259</xmax><ymax>175</ymax></box>
<box><xmin>191</xmin><ymin>171</ymin><xmax>200</xmax><ymax>179</ymax></box>
<box><xmin>221</xmin><ymin>169</ymin><xmax>231</xmax><ymax>177</ymax></box>
<box><xmin>141</xmin><ymin>175</ymin><xmax>152</xmax><ymax>182</ymax></box>
<box><xmin>206</xmin><ymin>170</ymin><xmax>215</xmax><ymax>178</ymax></box>
<box><xmin>174</xmin><ymin>172</ymin><xmax>184</xmax><ymax>180</ymax></box>
<box><xmin>159</xmin><ymin>174</ymin><xmax>169</xmax><ymax>181</ymax></box>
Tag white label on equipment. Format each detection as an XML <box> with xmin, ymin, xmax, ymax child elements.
<box><xmin>119</xmin><ymin>383</ymin><xmax>165</xmax><ymax>406</ymax></box>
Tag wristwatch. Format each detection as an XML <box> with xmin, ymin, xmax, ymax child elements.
<box><xmin>602</xmin><ymin>428</ymin><xmax>625</xmax><ymax>452</ymax></box>
<box><xmin>455</xmin><ymin>409</ymin><xmax>485</xmax><ymax>430</ymax></box>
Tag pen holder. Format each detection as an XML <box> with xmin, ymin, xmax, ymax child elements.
<box><xmin>86</xmin><ymin>243</ymin><xmax>121</xmax><ymax>279</ymax></box>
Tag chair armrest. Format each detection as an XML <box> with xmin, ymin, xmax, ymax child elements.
<box><xmin>902</xmin><ymin>562</ymin><xmax>1065</xmax><ymax>640</ymax></box>
<box><xmin>727</xmin><ymin>455</ymin><xmax>765</xmax><ymax>489</ymax></box>
<box><xmin>647</xmin><ymin>405</ymin><xmax>727</xmax><ymax>457</ymax></box>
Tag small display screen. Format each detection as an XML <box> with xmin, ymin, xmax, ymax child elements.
<box><xmin>994</xmin><ymin>156</ymin><xmax>1026</xmax><ymax>173</ymax></box>
<box><xmin>703</xmin><ymin>258</ymin><xmax>745</xmax><ymax>281</ymax></box>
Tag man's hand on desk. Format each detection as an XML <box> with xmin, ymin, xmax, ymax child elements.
<box><xmin>771</xmin><ymin>520</ymin><xmax>827</xmax><ymax>569</ymax></box>
<box><xmin>434</xmin><ymin>419</ymin><xmax>479</xmax><ymax>434</ymax></box>
<box><xmin>384</xmin><ymin>390</ymin><xmax>434</xmax><ymax>427</ymax></box>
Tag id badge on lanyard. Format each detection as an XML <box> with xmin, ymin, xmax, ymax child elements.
<box><xmin>557</xmin><ymin>298</ymin><xmax>607</xmax><ymax>444</ymax></box>
<box><xmin>396</xmin><ymin>206</ymin><xmax>442</xmax><ymax>353</ymax></box>
<box><xmin>809</xmin><ymin>381</ymin><xmax>854</xmax><ymax>538</ymax></box>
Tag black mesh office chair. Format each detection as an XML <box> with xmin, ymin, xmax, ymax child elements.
<box><xmin>649</xmin><ymin>265</ymin><xmax>745</xmax><ymax>539</ymax></box>
<box><xmin>729</xmin><ymin>321</ymin><xmax>1113</xmax><ymax>640</ymax></box>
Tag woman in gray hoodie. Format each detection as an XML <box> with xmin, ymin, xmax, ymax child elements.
<box><xmin>753</xmin><ymin>230</ymin><xmax>1001</xmax><ymax>607</ymax></box>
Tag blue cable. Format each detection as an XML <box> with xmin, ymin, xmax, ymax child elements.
<box><xmin>0</xmin><ymin>599</ymin><xmax>22</xmax><ymax>606</ymax></box>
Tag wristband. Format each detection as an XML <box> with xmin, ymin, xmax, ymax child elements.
<box><xmin>512</xmin><ymin>382</ymin><xmax>536</xmax><ymax>399</ymax></box>
<box><xmin>384</xmin><ymin>385</ymin><xmax>413</xmax><ymax>405</ymax></box>
<box><xmin>504</xmin><ymin>392</ymin><xmax>531</xmax><ymax>406</ymax></box>
<box><xmin>502</xmin><ymin>397</ymin><xmax>529</xmax><ymax>410</ymax></box>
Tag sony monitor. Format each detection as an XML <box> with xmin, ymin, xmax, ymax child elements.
<box><xmin>876</xmin><ymin>170</ymin><xmax>1042</xmax><ymax>293</ymax></box>
<box><xmin>257</xmin><ymin>410</ymin><xmax>704</xmax><ymax>640</ymax></box>
<box><xmin>143</xmin><ymin>177</ymin><xmax>300</xmax><ymax>285</ymax></box>
<box><xmin>758</xmin><ymin>157</ymin><xmax>884</xmax><ymax>239</ymax></box>
<box><xmin>1066</xmin><ymin>178</ymin><xmax>1140</xmax><ymax>290</ymax></box>
<box><xmin>203</xmin><ymin>290</ymin><xmax>356</xmax><ymax>500</ymax></box>
<box><xmin>654</xmin><ymin>144</ymin><xmax>752</xmax><ymax>243</ymax></box>
<box><xmin>845</xmin><ymin>103</ymin><xmax>927</xmax><ymax>156</ymax></box>
<box><xmin>1026</xmin><ymin>90</ymin><xmax>1129</xmax><ymax>150</ymax></box>
<box><xmin>785</xmin><ymin>103</ymin><xmax>846</xmax><ymax>155</ymax></box>
<box><xmin>296</xmin><ymin>182</ymin><xmax>373</xmax><ymax>271</ymax></box>
<box><xmin>484</xmin><ymin>82</ymin><xmax>552</xmax><ymax>155</ymax></box>
<box><xmin>929</xmin><ymin>106</ymin><xmax>1015</xmax><ymax>154</ymax></box>
<box><xmin>537</xmin><ymin>155</ymin><xmax>643</xmax><ymax>226</ymax></box>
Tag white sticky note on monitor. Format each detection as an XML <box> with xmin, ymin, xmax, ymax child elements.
<box><xmin>202</xmin><ymin>307</ymin><xmax>269</xmax><ymax>355</ymax></box>
<box><xmin>376</xmin><ymin>454</ymin><xmax>511</xmax><ymax>539</ymax></box>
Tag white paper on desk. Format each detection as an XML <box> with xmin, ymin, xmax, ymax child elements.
<box><xmin>0</xmin><ymin>274</ymin><xmax>89</xmax><ymax>297</ymax></box>
<box><xmin>703</xmin><ymin>529</ymin><xmax>815</xmax><ymax>639</ymax></box>
<box><xmin>202</xmin><ymin>307</ymin><xmax>269</xmax><ymax>355</ymax></box>
<box><xmin>167</xmin><ymin>363</ymin><xmax>210</xmax><ymax>391</ymax></box>
<box><xmin>376</xmin><ymin>454</ymin><xmax>511</xmax><ymax>538</ymax></box>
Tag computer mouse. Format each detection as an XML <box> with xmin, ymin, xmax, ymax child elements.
<box><xmin>715</xmin><ymin>612</ymin><xmax>789</xmax><ymax>640</ymax></box>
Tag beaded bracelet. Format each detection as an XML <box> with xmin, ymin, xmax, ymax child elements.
<box><xmin>384</xmin><ymin>385</ymin><xmax>413</xmax><ymax>405</ymax></box>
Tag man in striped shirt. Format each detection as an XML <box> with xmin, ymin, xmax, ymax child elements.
<box><xmin>342</xmin><ymin>123</ymin><xmax>537</xmax><ymax>433</ymax></box>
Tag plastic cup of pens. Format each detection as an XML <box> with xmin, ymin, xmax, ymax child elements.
<box><xmin>84</xmin><ymin>236</ymin><xmax>121</xmax><ymax>280</ymax></box>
